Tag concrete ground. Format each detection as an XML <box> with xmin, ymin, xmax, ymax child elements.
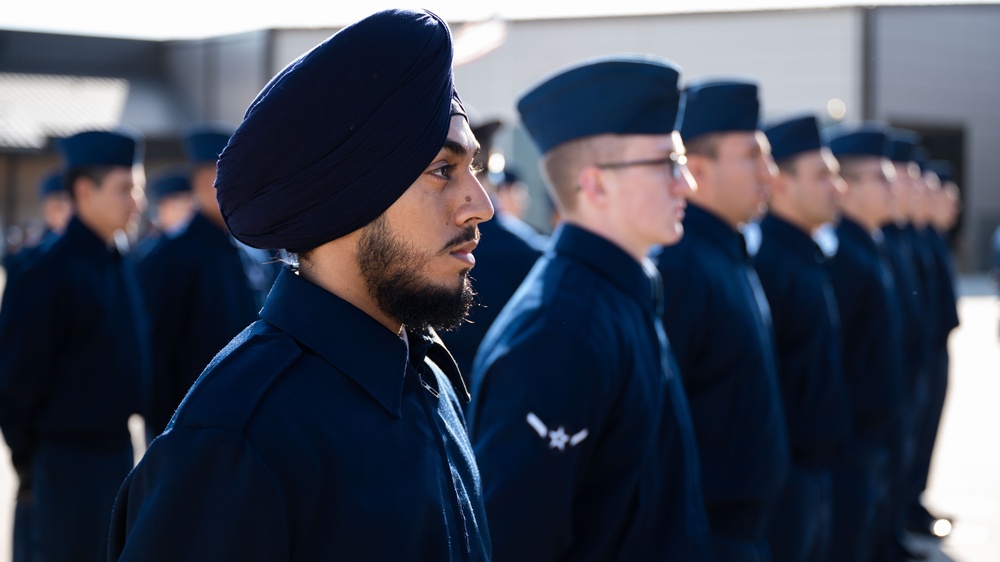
<box><xmin>0</xmin><ymin>272</ymin><xmax>996</xmax><ymax>560</ymax></box>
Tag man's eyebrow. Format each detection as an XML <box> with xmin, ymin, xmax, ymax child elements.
<box><xmin>442</xmin><ymin>138</ymin><xmax>481</xmax><ymax>157</ymax></box>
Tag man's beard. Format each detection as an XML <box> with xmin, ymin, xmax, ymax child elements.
<box><xmin>357</xmin><ymin>214</ymin><xmax>476</xmax><ymax>333</ymax></box>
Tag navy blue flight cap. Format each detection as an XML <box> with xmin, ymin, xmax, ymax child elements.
<box><xmin>516</xmin><ymin>55</ymin><xmax>682</xmax><ymax>155</ymax></box>
<box><xmin>148</xmin><ymin>170</ymin><xmax>192</xmax><ymax>201</ymax></box>
<box><xmin>911</xmin><ymin>145</ymin><xmax>930</xmax><ymax>172</ymax></box>
<box><xmin>887</xmin><ymin>129</ymin><xmax>921</xmax><ymax>163</ymax></box>
<box><xmin>764</xmin><ymin>114</ymin><xmax>824</xmax><ymax>163</ymax></box>
<box><xmin>678</xmin><ymin>78</ymin><xmax>760</xmax><ymax>143</ymax></box>
<box><xmin>58</xmin><ymin>130</ymin><xmax>138</xmax><ymax>172</ymax></box>
<box><xmin>827</xmin><ymin>124</ymin><xmax>890</xmax><ymax>159</ymax></box>
<box><xmin>184</xmin><ymin>125</ymin><xmax>233</xmax><ymax>165</ymax></box>
<box><xmin>216</xmin><ymin>9</ymin><xmax>463</xmax><ymax>251</ymax></box>
<box><xmin>37</xmin><ymin>171</ymin><xmax>65</xmax><ymax>199</ymax></box>
<box><xmin>925</xmin><ymin>160</ymin><xmax>955</xmax><ymax>183</ymax></box>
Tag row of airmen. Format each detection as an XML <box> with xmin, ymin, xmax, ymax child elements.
<box><xmin>453</xmin><ymin>73</ymin><xmax>961</xmax><ymax>561</ymax></box>
<box><xmin>0</xmin><ymin>128</ymin><xmax>279</xmax><ymax>561</ymax></box>
<box><xmin>0</xmin><ymin>9</ymin><xmax>962</xmax><ymax>561</ymax></box>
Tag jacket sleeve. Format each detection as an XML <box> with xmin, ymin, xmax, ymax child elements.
<box><xmin>108</xmin><ymin>426</ymin><xmax>289</xmax><ymax>561</ymax></box>
<box><xmin>0</xmin><ymin>262</ymin><xmax>65</xmax><ymax>468</ymax></box>
<box><xmin>467</xmin><ymin>326</ymin><xmax>611</xmax><ymax>562</ymax></box>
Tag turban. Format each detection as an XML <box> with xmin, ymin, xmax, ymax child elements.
<box><xmin>216</xmin><ymin>9</ymin><xmax>462</xmax><ymax>251</ymax></box>
<box><xmin>678</xmin><ymin>79</ymin><xmax>760</xmax><ymax>143</ymax></box>
<box><xmin>517</xmin><ymin>55</ymin><xmax>683</xmax><ymax>155</ymax></box>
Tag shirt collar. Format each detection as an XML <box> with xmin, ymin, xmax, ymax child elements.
<box><xmin>760</xmin><ymin>213</ymin><xmax>825</xmax><ymax>263</ymax></box>
<box><xmin>683</xmin><ymin>203</ymin><xmax>747</xmax><ymax>262</ymax></box>
<box><xmin>259</xmin><ymin>268</ymin><xmax>470</xmax><ymax>417</ymax></box>
<box><xmin>837</xmin><ymin>216</ymin><xmax>878</xmax><ymax>250</ymax></box>
<box><xmin>65</xmin><ymin>215</ymin><xmax>116</xmax><ymax>261</ymax></box>
<box><xmin>551</xmin><ymin>222</ymin><xmax>659</xmax><ymax>314</ymax></box>
<box><xmin>260</xmin><ymin>267</ymin><xmax>410</xmax><ymax>418</ymax></box>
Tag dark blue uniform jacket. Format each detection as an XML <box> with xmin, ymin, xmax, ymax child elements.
<box><xmin>924</xmin><ymin>227</ymin><xmax>960</xmax><ymax>346</ymax></box>
<box><xmin>0</xmin><ymin>216</ymin><xmax>147</xmax><ymax>467</ymax></box>
<box><xmin>109</xmin><ymin>267</ymin><xmax>490</xmax><ymax>561</ymax></box>
<box><xmin>440</xmin><ymin>212</ymin><xmax>545</xmax><ymax>378</ymax></box>
<box><xmin>826</xmin><ymin>218</ymin><xmax>905</xmax><ymax>433</ymax></box>
<box><xmin>753</xmin><ymin>214</ymin><xmax>850</xmax><ymax>466</ymax></box>
<box><xmin>880</xmin><ymin>224</ymin><xmax>929</xmax><ymax>390</ymax></box>
<box><xmin>469</xmin><ymin>223</ymin><xmax>711</xmax><ymax>561</ymax></box>
<box><xmin>136</xmin><ymin>211</ymin><xmax>262</xmax><ymax>436</ymax></box>
<box><xmin>655</xmin><ymin>204</ymin><xmax>789</xmax><ymax>521</ymax></box>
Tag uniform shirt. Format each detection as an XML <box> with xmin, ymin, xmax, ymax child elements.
<box><xmin>655</xmin><ymin>204</ymin><xmax>789</xmax><ymax>515</ymax></box>
<box><xmin>0</xmin><ymin>216</ymin><xmax>147</xmax><ymax>467</ymax></box>
<box><xmin>137</xmin><ymin>211</ymin><xmax>264</xmax><ymax>436</ymax></box>
<box><xmin>439</xmin><ymin>211</ymin><xmax>545</xmax><ymax>378</ymax></box>
<box><xmin>826</xmin><ymin>218</ymin><xmax>905</xmax><ymax>433</ymax></box>
<box><xmin>109</xmin><ymin>267</ymin><xmax>490</xmax><ymax>561</ymax></box>
<box><xmin>468</xmin><ymin>223</ymin><xmax>710</xmax><ymax>562</ymax></box>
<box><xmin>753</xmin><ymin>214</ymin><xmax>850</xmax><ymax>466</ymax></box>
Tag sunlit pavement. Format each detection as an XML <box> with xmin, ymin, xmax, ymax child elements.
<box><xmin>0</xmin><ymin>272</ymin><xmax>996</xmax><ymax>561</ymax></box>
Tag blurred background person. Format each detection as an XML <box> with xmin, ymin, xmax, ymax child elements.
<box><xmin>655</xmin><ymin>78</ymin><xmax>789</xmax><ymax>562</ymax></box>
<box><xmin>136</xmin><ymin>125</ymin><xmax>267</xmax><ymax>443</ymax></box>
<box><xmin>0</xmin><ymin>130</ymin><xmax>149</xmax><ymax>562</ymax></box>
<box><xmin>905</xmin><ymin>159</ymin><xmax>961</xmax><ymax>540</ymax></box>
<box><xmin>132</xmin><ymin>168</ymin><xmax>194</xmax><ymax>261</ymax></box>
<box><xmin>438</xmin><ymin>120</ymin><xmax>545</xmax><ymax>378</ymax></box>
<box><xmin>825</xmin><ymin>124</ymin><xmax>905</xmax><ymax>562</ymax></box>
<box><xmin>755</xmin><ymin>114</ymin><xmax>850</xmax><ymax>562</ymax></box>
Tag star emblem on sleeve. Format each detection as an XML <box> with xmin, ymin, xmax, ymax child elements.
<box><xmin>526</xmin><ymin>412</ymin><xmax>589</xmax><ymax>452</ymax></box>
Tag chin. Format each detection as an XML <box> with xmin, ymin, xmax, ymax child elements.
<box><xmin>660</xmin><ymin>227</ymin><xmax>684</xmax><ymax>247</ymax></box>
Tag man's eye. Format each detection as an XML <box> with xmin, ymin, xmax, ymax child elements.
<box><xmin>431</xmin><ymin>164</ymin><xmax>456</xmax><ymax>179</ymax></box>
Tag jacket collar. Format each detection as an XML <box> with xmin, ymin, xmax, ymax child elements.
<box><xmin>260</xmin><ymin>268</ymin><xmax>468</xmax><ymax>418</ymax></box>
<box><xmin>683</xmin><ymin>203</ymin><xmax>747</xmax><ymax>263</ymax></box>
<box><xmin>760</xmin><ymin>213</ymin><xmax>825</xmax><ymax>263</ymax></box>
<box><xmin>551</xmin><ymin>222</ymin><xmax>659</xmax><ymax>314</ymax></box>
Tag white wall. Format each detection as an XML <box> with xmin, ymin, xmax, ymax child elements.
<box><xmin>873</xmin><ymin>4</ymin><xmax>1000</xmax><ymax>270</ymax></box>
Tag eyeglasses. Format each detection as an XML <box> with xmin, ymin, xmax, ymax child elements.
<box><xmin>596</xmin><ymin>152</ymin><xmax>688</xmax><ymax>180</ymax></box>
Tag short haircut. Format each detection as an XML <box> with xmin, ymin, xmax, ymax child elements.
<box><xmin>540</xmin><ymin>134</ymin><xmax>628</xmax><ymax>213</ymax></box>
<box><xmin>684</xmin><ymin>133</ymin><xmax>721</xmax><ymax>159</ymax></box>
<box><xmin>64</xmin><ymin>166</ymin><xmax>115</xmax><ymax>202</ymax></box>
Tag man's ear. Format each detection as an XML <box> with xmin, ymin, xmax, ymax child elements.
<box><xmin>684</xmin><ymin>154</ymin><xmax>712</xmax><ymax>199</ymax></box>
<box><xmin>577</xmin><ymin>165</ymin><xmax>609</xmax><ymax>209</ymax></box>
<box><xmin>71</xmin><ymin>175</ymin><xmax>96</xmax><ymax>205</ymax></box>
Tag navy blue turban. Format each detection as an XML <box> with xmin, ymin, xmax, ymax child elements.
<box><xmin>216</xmin><ymin>9</ymin><xmax>462</xmax><ymax>251</ymax></box>
<box><xmin>58</xmin><ymin>130</ymin><xmax>139</xmax><ymax>172</ymax></box>
<box><xmin>887</xmin><ymin>128</ymin><xmax>921</xmax><ymax>163</ymax></box>
<box><xmin>184</xmin><ymin>125</ymin><xmax>233</xmax><ymax>165</ymax></box>
<box><xmin>925</xmin><ymin>160</ymin><xmax>955</xmax><ymax>183</ymax></box>
<box><xmin>679</xmin><ymin>79</ymin><xmax>760</xmax><ymax>143</ymax></box>
<box><xmin>764</xmin><ymin>114</ymin><xmax>824</xmax><ymax>163</ymax></box>
<box><xmin>516</xmin><ymin>55</ymin><xmax>683</xmax><ymax>155</ymax></box>
<box><xmin>38</xmin><ymin>171</ymin><xmax>64</xmax><ymax>199</ymax></box>
<box><xmin>827</xmin><ymin>124</ymin><xmax>890</xmax><ymax>159</ymax></box>
<box><xmin>149</xmin><ymin>169</ymin><xmax>192</xmax><ymax>201</ymax></box>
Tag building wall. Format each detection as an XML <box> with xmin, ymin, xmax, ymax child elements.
<box><xmin>448</xmin><ymin>8</ymin><xmax>864</xmax><ymax>230</ymax></box>
<box><xmin>163</xmin><ymin>30</ymin><xmax>272</xmax><ymax>125</ymax></box>
<box><xmin>872</xmin><ymin>4</ymin><xmax>1000</xmax><ymax>271</ymax></box>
